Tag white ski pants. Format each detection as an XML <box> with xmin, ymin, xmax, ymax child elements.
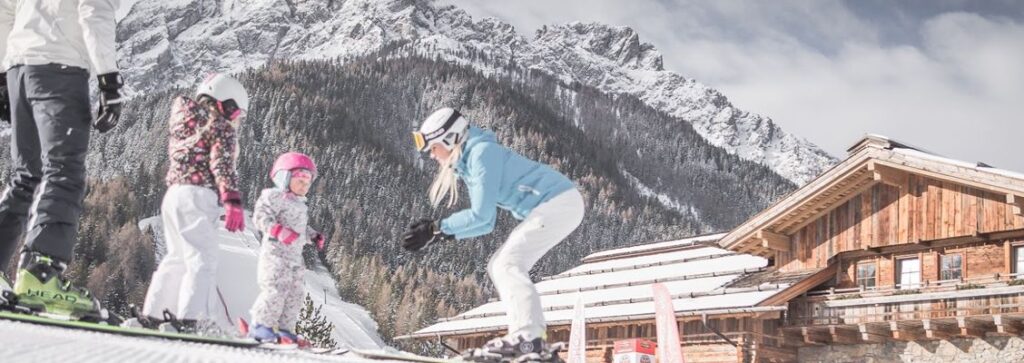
<box><xmin>488</xmin><ymin>188</ymin><xmax>585</xmax><ymax>340</ymax></box>
<box><xmin>143</xmin><ymin>185</ymin><xmax>223</xmax><ymax>321</ymax></box>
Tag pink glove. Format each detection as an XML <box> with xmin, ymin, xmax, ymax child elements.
<box><xmin>270</xmin><ymin>224</ymin><xmax>300</xmax><ymax>245</ymax></box>
<box><xmin>311</xmin><ymin>232</ymin><xmax>325</xmax><ymax>250</ymax></box>
<box><xmin>221</xmin><ymin>190</ymin><xmax>245</xmax><ymax>232</ymax></box>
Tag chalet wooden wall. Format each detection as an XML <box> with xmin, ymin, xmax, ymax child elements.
<box><xmin>835</xmin><ymin>240</ymin><xmax>1015</xmax><ymax>289</ymax></box>
<box><xmin>778</xmin><ymin>175</ymin><xmax>1024</xmax><ymax>273</ymax></box>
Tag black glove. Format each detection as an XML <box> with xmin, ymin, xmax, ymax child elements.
<box><xmin>95</xmin><ymin>72</ymin><xmax>123</xmax><ymax>133</ymax></box>
<box><xmin>0</xmin><ymin>73</ymin><xmax>9</xmax><ymax>123</ymax></box>
<box><xmin>402</xmin><ymin>219</ymin><xmax>453</xmax><ymax>252</ymax></box>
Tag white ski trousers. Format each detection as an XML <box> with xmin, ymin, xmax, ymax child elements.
<box><xmin>143</xmin><ymin>185</ymin><xmax>223</xmax><ymax>321</ymax></box>
<box><xmin>488</xmin><ymin>188</ymin><xmax>585</xmax><ymax>340</ymax></box>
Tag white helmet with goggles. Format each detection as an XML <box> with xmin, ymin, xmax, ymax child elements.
<box><xmin>196</xmin><ymin>73</ymin><xmax>249</xmax><ymax>120</ymax></box>
<box><xmin>413</xmin><ymin>108</ymin><xmax>469</xmax><ymax>152</ymax></box>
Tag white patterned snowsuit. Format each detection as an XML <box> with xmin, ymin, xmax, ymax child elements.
<box><xmin>249</xmin><ymin>188</ymin><xmax>317</xmax><ymax>330</ymax></box>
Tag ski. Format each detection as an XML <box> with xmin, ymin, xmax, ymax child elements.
<box><xmin>349</xmin><ymin>348</ymin><xmax>465</xmax><ymax>363</ymax></box>
<box><xmin>0</xmin><ymin>310</ymin><xmax>260</xmax><ymax>348</ymax></box>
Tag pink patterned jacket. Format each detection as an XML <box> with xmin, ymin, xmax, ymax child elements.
<box><xmin>164</xmin><ymin>96</ymin><xmax>241</xmax><ymax>202</ymax></box>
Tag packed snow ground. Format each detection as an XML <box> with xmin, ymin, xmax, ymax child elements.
<box><xmin>0</xmin><ymin>318</ymin><xmax>364</xmax><ymax>362</ymax></box>
<box><xmin>0</xmin><ymin>216</ymin><xmax>397</xmax><ymax>361</ymax></box>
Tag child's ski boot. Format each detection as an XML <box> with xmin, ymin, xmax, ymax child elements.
<box><xmin>278</xmin><ymin>328</ymin><xmax>311</xmax><ymax>348</ymax></box>
<box><xmin>249</xmin><ymin>323</ymin><xmax>279</xmax><ymax>343</ymax></box>
<box><xmin>13</xmin><ymin>251</ymin><xmax>110</xmax><ymax>323</ymax></box>
<box><xmin>463</xmin><ymin>335</ymin><xmax>565</xmax><ymax>363</ymax></box>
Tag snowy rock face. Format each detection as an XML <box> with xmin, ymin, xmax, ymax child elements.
<box><xmin>116</xmin><ymin>0</ymin><xmax>835</xmax><ymax>184</ymax></box>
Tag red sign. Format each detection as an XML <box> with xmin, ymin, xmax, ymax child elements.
<box><xmin>613</xmin><ymin>339</ymin><xmax>657</xmax><ymax>355</ymax></box>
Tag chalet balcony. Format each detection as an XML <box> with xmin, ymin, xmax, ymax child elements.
<box><xmin>782</xmin><ymin>274</ymin><xmax>1024</xmax><ymax>345</ymax></box>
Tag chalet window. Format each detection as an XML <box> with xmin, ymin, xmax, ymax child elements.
<box><xmin>1015</xmin><ymin>246</ymin><xmax>1024</xmax><ymax>278</ymax></box>
<box><xmin>940</xmin><ymin>254</ymin><xmax>963</xmax><ymax>281</ymax></box>
<box><xmin>897</xmin><ymin>257</ymin><xmax>921</xmax><ymax>289</ymax></box>
<box><xmin>856</xmin><ymin>262</ymin><xmax>877</xmax><ymax>288</ymax></box>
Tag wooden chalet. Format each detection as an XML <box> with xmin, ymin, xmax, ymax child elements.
<box><xmin>401</xmin><ymin>134</ymin><xmax>1024</xmax><ymax>362</ymax></box>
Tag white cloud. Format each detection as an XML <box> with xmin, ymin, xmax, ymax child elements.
<box><xmin>695</xmin><ymin>11</ymin><xmax>1024</xmax><ymax>169</ymax></box>
<box><xmin>446</xmin><ymin>0</ymin><xmax>1024</xmax><ymax>172</ymax></box>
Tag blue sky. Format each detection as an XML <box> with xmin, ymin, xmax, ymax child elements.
<box><xmin>446</xmin><ymin>0</ymin><xmax>1024</xmax><ymax>172</ymax></box>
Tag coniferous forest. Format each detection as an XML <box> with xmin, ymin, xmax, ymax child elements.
<box><xmin>0</xmin><ymin>49</ymin><xmax>795</xmax><ymax>352</ymax></box>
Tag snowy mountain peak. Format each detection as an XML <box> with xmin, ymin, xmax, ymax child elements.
<box><xmin>116</xmin><ymin>0</ymin><xmax>835</xmax><ymax>184</ymax></box>
<box><xmin>534</xmin><ymin>22</ymin><xmax>664</xmax><ymax>71</ymax></box>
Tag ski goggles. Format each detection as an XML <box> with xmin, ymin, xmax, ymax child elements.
<box><xmin>218</xmin><ymin>99</ymin><xmax>244</xmax><ymax>121</ymax></box>
<box><xmin>411</xmin><ymin>109</ymin><xmax>462</xmax><ymax>152</ymax></box>
<box><xmin>291</xmin><ymin>169</ymin><xmax>314</xmax><ymax>180</ymax></box>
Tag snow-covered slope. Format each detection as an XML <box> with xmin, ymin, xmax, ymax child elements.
<box><xmin>116</xmin><ymin>0</ymin><xmax>835</xmax><ymax>184</ymax></box>
<box><xmin>139</xmin><ymin>215</ymin><xmax>387</xmax><ymax>350</ymax></box>
<box><xmin>0</xmin><ymin>318</ymin><xmax>361</xmax><ymax>362</ymax></box>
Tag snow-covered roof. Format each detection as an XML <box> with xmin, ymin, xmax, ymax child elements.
<box><xmin>401</xmin><ymin>235</ymin><xmax>793</xmax><ymax>339</ymax></box>
<box><xmin>581</xmin><ymin>232</ymin><xmax>727</xmax><ymax>262</ymax></box>
<box><xmin>852</xmin><ymin>134</ymin><xmax>1024</xmax><ymax>192</ymax></box>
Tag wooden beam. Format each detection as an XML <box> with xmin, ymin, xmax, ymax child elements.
<box><xmin>869</xmin><ymin>161</ymin><xmax>906</xmax><ymax>188</ymax></box>
<box><xmin>758</xmin><ymin>230</ymin><xmax>790</xmax><ymax>252</ymax></box>
<box><xmin>1009</xmin><ymin>194</ymin><xmax>1023</xmax><ymax>216</ymax></box>
<box><xmin>801</xmin><ymin>327</ymin><xmax>828</xmax><ymax>345</ymax></box>
<box><xmin>992</xmin><ymin>315</ymin><xmax>1022</xmax><ymax>336</ymax></box>
<box><xmin>956</xmin><ymin>316</ymin><xmax>992</xmax><ymax>338</ymax></box>
<box><xmin>873</xmin><ymin>159</ymin><xmax>1024</xmax><ymax>200</ymax></box>
<box><xmin>889</xmin><ymin>321</ymin><xmax>926</xmax><ymax>341</ymax></box>
<box><xmin>858</xmin><ymin>323</ymin><xmax>890</xmax><ymax>343</ymax></box>
<box><xmin>758</xmin><ymin>264</ymin><xmax>838</xmax><ymax>306</ymax></box>
<box><xmin>779</xmin><ymin>173</ymin><xmax>877</xmax><ymax>234</ymax></box>
<box><xmin>829</xmin><ymin>326</ymin><xmax>861</xmax><ymax>344</ymax></box>
<box><xmin>781</xmin><ymin>329</ymin><xmax>807</xmax><ymax>347</ymax></box>
<box><xmin>923</xmin><ymin>319</ymin><xmax>956</xmax><ymax>340</ymax></box>
<box><xmin>755</xmin><ymin>310</ymin><xmax>781</xmax><ymax>320</ymax></box>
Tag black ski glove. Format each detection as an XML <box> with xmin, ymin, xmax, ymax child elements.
<box><xmin>0</xmin><ymin>73</ymin><xmax>9</xmax><ymax>123</ymax></box>
<box><xmin>95</xmin><ymin>72</ymin><xmax>123</xmax><ymax>133</ymax></box>
<box><xmin>402</xmin><ymin>218</ymin><xmax>454</xmax><ymax>252</ymax></box>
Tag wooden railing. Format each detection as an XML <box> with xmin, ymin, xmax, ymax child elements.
<box><xmin>786</xmin><ymin>274</ymin><xmax>1024</xmax><ymax>327</ymax></box>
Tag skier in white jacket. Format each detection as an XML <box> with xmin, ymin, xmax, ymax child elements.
<box><xmin>0</xmin><ymin>0</ymin><xmax>123</xmax><ymax>320</ymax></box>
<box><xmin>248</xmin><ymin>152</ymin><xmax>325</xmax><ymax>345</ymax></box>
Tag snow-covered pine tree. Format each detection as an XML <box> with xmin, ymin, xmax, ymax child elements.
<box><xmin>296</xmin><ymin>293</ymin><xmax>337</xmax><ymax>349</ymax></box>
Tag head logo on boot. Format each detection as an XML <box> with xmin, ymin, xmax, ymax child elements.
<box><xmin>519</xmin><ymin>340</ymin><xmax>535</xmax><ymax>354</ymax></box>
<box><xmin>23</xmin><ymin>289</ymin><xmax>77</xmax><ymax>303</ymax></box>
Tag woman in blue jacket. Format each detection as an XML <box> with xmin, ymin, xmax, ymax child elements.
<box><xmin>403</xmin><ymin>108</ymin><xmax>585</xmax><ymax>362</ymax></box>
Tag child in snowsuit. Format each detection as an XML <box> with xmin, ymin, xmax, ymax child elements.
<box><xmin>137</xmin><ymin>74</ymin><xmax>248</xmax><ymax>334</ymax></box>
<box><xmin>248</xmin><ymin>152</ymin><xmax>325</xmax><ymax>343</ymax></box>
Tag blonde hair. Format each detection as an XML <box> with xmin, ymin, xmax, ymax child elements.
<box><xmin>428</xmin><ymin>143</ymin><xmax>464</xmax><ymax>208</ymax></box>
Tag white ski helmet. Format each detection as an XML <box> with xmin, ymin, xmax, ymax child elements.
<box><xmin>196</xmin><ymin>73</ymin><xmax>249</xmax><ymax>116</ymax></box>
<box><xmin>413</xmin><ymin>108</ymin><xmax>469</xmax><ymax>152</ymax></box>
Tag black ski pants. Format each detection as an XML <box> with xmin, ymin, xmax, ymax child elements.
<box><xmin>0</xmin><ymin>63</ymin><xmax>91</xmax><ymax>269</ymax></box>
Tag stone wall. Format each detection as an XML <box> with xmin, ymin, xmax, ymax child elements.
<box><xmin>798</xmin><ymin>336</ymin><xmax>1024</xmax><ymax>362</ymax></box>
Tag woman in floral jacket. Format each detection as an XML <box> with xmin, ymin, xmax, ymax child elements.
<box><xmin>137</xmin><ymin>73</ymin><xmax>249</xmax><ymax>335</ymax></box>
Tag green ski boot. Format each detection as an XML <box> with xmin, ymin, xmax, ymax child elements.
<box><xmin>13</xmin><ymin>251</ymin><xmax>109</xmax><ymax>322</ymax></box>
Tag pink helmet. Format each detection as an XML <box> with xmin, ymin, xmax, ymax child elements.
<box><xmin>271</xmin><ymin>152</ymin><xmax>317</xmax><ymax>191</ymax></box>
